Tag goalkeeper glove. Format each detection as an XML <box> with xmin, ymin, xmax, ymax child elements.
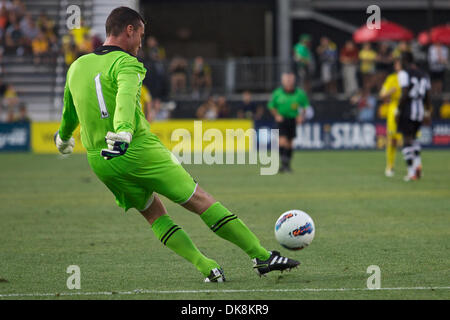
<box><xmin>101</xmin><ymin>131</ymin><xmax>132</xmax><ymax>160</ymax></box>
<box><xmin>54</xmin><ymin>131</ymin><xmax>75</xmax><ymax>154</ymax></box>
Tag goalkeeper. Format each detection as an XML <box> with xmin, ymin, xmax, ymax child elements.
<box><xmin>55</xmin><ymin>7</ymin><xmax>299</xmax><ymax>282</ymax></box>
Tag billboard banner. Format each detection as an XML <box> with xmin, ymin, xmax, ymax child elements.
<box><xmin>30</xmin><ymin>120</ymin><xmax>254</xmax><ymax>154</ymax></box>
<box><xmin>254</xmin><ymin>121</ymin><xmax>450</xmax><ymax>150</ymax></box>
<box><xmin>0</xmin><ymin>122</ymin><xmax>30</xmax><ymax>152</ymax></box>
<box><xmin>31</xmin><ymin>122</ymin><xmax>84</xmax><ymax>154</ymax></box>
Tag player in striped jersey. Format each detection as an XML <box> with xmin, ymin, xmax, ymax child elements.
<box><xmin>397</xmin><ymin>52</ymin><xmax>432</xmax><ymax>181</ymax></box>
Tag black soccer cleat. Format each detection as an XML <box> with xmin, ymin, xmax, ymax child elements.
<box><xmin>252</xmin><ymin>251</ymin><xmax>300</xmax><ymax>277</ymax></box>
<box><xmin>204</xmin><ymin>267</ymin><xmax>226</xmax><ymax>283</ymax></box>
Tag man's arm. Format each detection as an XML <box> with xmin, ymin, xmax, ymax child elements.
<box><xmin>268</xmin><ymin>91</ymin><xmax>283</xmax><ymax>122</ymax></box>
<box><xmin>379</xmin><ymin>77</ymin><xmax>396</xmax><ymax>101</ymax></box>
<box><xmin>113</xmin><ymin>57</ymin><xmax>144</xmax><ymax>135</ymax></box>
<box><xmin>59</xmin><ymin>83</ymin><xmax>79</xmax><ymax>141</ymax></box>
<box><xmin>101</xmin><ymin>57</ymin><xmax>145</xmax><ymax>160</ymax></box>
<box><xmin>296</xmin><ymin>90</ymin><xmax>310</xmax><ymax>124</ymax></box>
<box><xmin>54</xmin><ymin>82</ymin><xmax>78</xmax><ymax>155</ymax></box>
<box><xmin>270</xmin><ymin>108</ymin><xmax>283</xmax><ymax>122</ymax></box>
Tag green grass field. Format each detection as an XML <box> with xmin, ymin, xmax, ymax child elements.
<box><xmin>0</xmin><ymin>151</ymin><xmax>449</xmax><ymax>300</ymax></box>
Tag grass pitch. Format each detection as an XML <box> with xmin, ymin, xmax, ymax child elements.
<box><xmin>0</xmin><ymin>151</ymin><xmax>449</xmax><ymax>300</ymax></box>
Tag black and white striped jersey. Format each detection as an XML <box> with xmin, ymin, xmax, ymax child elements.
<box><xmin>398</xmin><ymin>68</ymin><xmax>431</xmax><ymax>122</ymax></box>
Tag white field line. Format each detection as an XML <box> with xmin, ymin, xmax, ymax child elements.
<box><xmin>0</xmin><ymin>286</ymin><xmax>449</xmax><ymax>298</ymax></box>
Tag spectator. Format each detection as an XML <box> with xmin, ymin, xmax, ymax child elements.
<box><xmin>145</xmin><ymin>36</ymin><xmax>165</xmax><ymax>62</ymax></box>
<box><xmin>0</xmin><ymin>0</ymin><xmax>13</xmax><ymax>11</ymax></box>
<box><xmin>216</xmin><ymin>95</ymin><xmax>231</xmax><ymax>118</ymax></box>
<box><xmin>351</xmin><ymin>89</ymin><xmax>376</xmax><ymax>122</ymax></box>
<box><xmin>149</xmin><ymin>98</ymin><xmax>171</xmax><ymax>121</ymax></box>
<box><xmin>91</xmin><ymin>33</ymin><xmax>103</xmax><ymax>50</ymax></box>
<box><xmin>191</xmin><ymin>56</ymin><xmax>212</xmax><ymax>98</ymax></box>
<box><xmin>316</xmin><ymin>36</ymin><xmax>338</xmax><ymax>94</ymax></box>
<box><xmin>20</xmin><ymin>13</ymin><xmax>38</xmax><ymax>46</ymax></box>
<box><xmin>31</xmin><ymin>30</ymin><xmax>49</xmax><ymax>64</ymax></box>
<box><xmin>340</xmin><ymin>40</ymin><xmax>359</xmax><ymax>96</ymax></box>
<box><xmin>62</xmin><ymin>34</ymin><xmax>78</xmax><ymax>66</ymax></box>
<box><xmin>392</xmin><ymin>41</ymin><xmax>411</xmax><ymax>60</ymax></box>
<box><xmin>3</xmin><ymin>83</ymin><xmax>19</xmax><ymax>122</ymax></box>
<box><xmin>428</xmin><ymin>42</ymin><xmax>449</xmax><ymax>95</ymax></box>
<box><xmin>10</xmin><ymin>0</ymin><xmax>25</xmax><ymax>20</ymax></box>
<box><xmin>14</xmin><ymin>102</ymin><xmax>29</xmax><ymax>122</ymax></box>
<box><xmin>5</xmin><ymin>20</ymin><xmax>24</xmax><ymax>55</ymax></box>
<box><xmin>140</xmin><ymin>84</ymin><xmax>152</xmax><ymax>122</ymax></box>
<box><xmin>440</xmin><ymin>99</ymin><xmax>450</xmax><ymax>119</ymax></box>
<box><xmin>78</xmin><ymin>33</ymin><xmax>93</xmax><ymax>56</ymax></box>
<box><xmin>359</xmin><ymin>42</ymin><xmax>377</xmax><ymax>92</ymax></box>
<box><xmin>237</xmin><ymin>90</ymin><xmax>257</xmax><ymax>119</ymax></box>
<box><xmin>70</xmin><ymin>19</ymin><xmax>90</xmax><ymax>49</ymax></box>
<box><xmin>293</xmin><ymin>34</ymin><xmax>313</xmax><ymax>92</ymax></box>
<box><xmin>36</xmin><ymin>10</ymin><xmax>55</xmax><ymax>40</ymax></box>
<box><xmin>196</xmin><ymin>96</ymin><xmax>218</xmax><ymax>119</ymax></box>
<box><xmin>169</xmin><ymin>56</ymin><xmax>188</xmax><ymax>95</ymax></box>
<box><xmin>0</xmin><ymin>6</ymin><xmax>8</xmax><ymax>30</ymax></box>
<box><xmin>143</xmin><ymin>36</ymin><xmax>168</xmax><ymax>100</ymax></box>
<box><xmin>375</xmin><ymin>42</ymin><xmax>393</xmax><ymax>90</ymax></box>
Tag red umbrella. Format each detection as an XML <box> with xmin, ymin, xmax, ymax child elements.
<box><xmin>353</xmin><ymin>20</ymin><xmax>414</xmax><ymax>43</ymax></box>
<box><xmin>418</xmin><ymin>25</ymin><xmax>450</xmax><ymax>45</ymax></box>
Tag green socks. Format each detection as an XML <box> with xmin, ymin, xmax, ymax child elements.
<box><xmin>151</xmin><ymin>214</ymin><xmax>219</xmax><ymax>277</ymax></box>
<box><xmin>200</xmin><ymin>202</ymin><xmax>271</xmax><ymax>261</ymax></box>
<box><xmin>151</xmin><ymin>204</ymin><xmax>270</xmax><ymax>278</ymax></box>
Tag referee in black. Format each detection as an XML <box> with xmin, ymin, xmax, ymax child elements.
<box><xmin>268</xmin><ymin>72</ymin><xmax>310</xmax><ymax>173</ymax></box>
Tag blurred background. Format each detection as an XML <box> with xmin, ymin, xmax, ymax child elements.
<box><xmin>0</xmin><ymin>0</ymin><xmax>449</xmax><ymax>150</ymax></box>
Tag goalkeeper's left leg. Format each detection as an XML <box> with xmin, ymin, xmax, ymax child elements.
<box><xmin>140</xmin><ymin>195</ymin><xmax>221</xmax><ymax>278</ymax></box>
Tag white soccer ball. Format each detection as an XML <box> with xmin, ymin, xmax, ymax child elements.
<box><xmin>274</xmin><ymin>210</ymin><xmax>315</xmax><ymax>250</ymax></box>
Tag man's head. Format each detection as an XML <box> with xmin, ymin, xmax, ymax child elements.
<box><xmin>242</xmin><ymin>90</ymin><xmax>252</xmax><ymax>104</ymax></box>
<box><xmin>281</xmin><ymin>72</ymin><xmax>296</xmax><ymax>91</ymax></box>
<box><xmin>393</xmin><ymin>58</ymin><xmax>402</xmax><ymax>72</ymax></box>
<box><xmin>299</xmin><ymin>34</ymin><xmax>311</xmax><ymax>45</ymax></box>
<box><xmin>401</xmin><ymin>51</ymin><xmax>414</xmax><ymax>69</ymax></box>
<box><xmin>345</xmin><ymin>40</ymin><xmax>355</xmax><ymax>49</ymax></box>
<box><xmin>320</xmin><ymin>36</ymin><xmax>329</xmax><ymax>46</ymax></box>
<box><xmin>362</xmin><ymin>42</ymin><xmax>371</xmax><ymax>50</ymax></box>
<box><xmin>105</xmin><ymin>6</ymin><xmax>145</xmax><ymax>56</ymax></box>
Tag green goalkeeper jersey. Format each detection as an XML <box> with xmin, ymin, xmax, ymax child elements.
<box><xmin>58</xmin><ymin>45</ymin><xmax>150</xmax><ymax>152</ymax></box>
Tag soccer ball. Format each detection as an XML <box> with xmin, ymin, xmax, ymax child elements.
<box><xmin>274</xmin><ymin>210</ymin><xmax>315</xmax><ymax>250</ymax></box>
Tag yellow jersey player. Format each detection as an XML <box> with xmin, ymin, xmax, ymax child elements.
<box><xmin>140</xmin><ymin>84</ymin><xmax>152</xmax><ymax>121</ymax></box>
<box><xmin>379</xmin><ymin>59</ymin><xmax>402</xmax><ymax>177</ymax></box>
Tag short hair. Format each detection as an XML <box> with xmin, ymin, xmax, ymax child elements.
<box><xmin>105</xmin><ymin>6</ymin><xmax>145</xmax><ymax>37</ymax></box>
<box><xmin>401</xmin><ymin>51</ymin><xmax>414</xmax><ymax>65</ymax></box>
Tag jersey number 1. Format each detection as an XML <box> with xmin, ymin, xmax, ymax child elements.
<box><xmin>94</xmin><ymin>73</ymin><xmax>109</xmax><ymax>118</ymax></box>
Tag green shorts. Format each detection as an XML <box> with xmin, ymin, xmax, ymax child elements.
<box><xmin>87</xmin><ymin>133</ymin><xmax>197</xmax><ymax>211</ymax></box>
